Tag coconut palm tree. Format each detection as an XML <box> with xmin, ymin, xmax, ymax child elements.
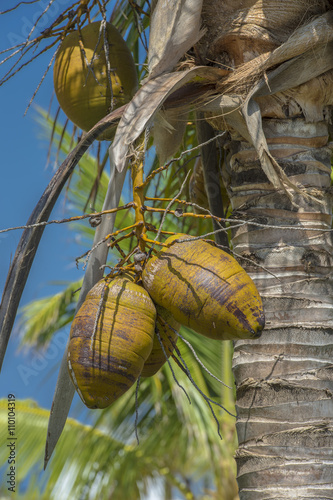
<box><xmin>1</xmin><ymin>112</ymin><xmax>238</xmax><ymax>499</ymax></box>
<box><xmin>1</xmin><ymin>1</ymin><xmax>333</xmax><ymax>499</ymax></box>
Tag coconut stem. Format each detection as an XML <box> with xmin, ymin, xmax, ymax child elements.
<box><xmin>131</xmin><ymin>143</ymin><xmax>146</xmax><ymax>252</ymax></box>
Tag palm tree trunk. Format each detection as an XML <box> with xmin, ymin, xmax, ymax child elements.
<box><xmin>197</xmin><ymin>1</ymin><xmax>333</xmax><ymax>496</ymax></box>
<box><xmin>222</xmin><ymin>118</ymin><xmax>333</xmax><ymax>498</ymax></box>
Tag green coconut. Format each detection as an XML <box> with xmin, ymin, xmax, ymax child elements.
<box><xmin>53</xmin><ymin>21</ymin><xmax>138</xmax><ymax>140</ymax></box>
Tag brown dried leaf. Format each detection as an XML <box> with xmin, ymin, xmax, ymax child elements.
<box><xmin>111</xmin><ymin>66</ymin><xmax>222</xmax><ymax>172</ymax></box>
<box><xmin>153</xmin><ymin>108</ymin><xmax>189</xmax><ymax>164</ymax></box>
<box><xmin>148</xmin><ymin>0</ymin><xmax>205</xmax><ymax>79</ymax></box>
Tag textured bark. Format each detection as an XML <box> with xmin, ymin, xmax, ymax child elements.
<box><xmin>198</xmin><ymin>0</ymin><xmax>331</xmax><ymax>68</ymax></box>
<box><xmin>222</xmin><ymin>119</ymin><xmax>333</xmax><ymax>499</ymax></box>
<box><xmin>197</xmin><ymin>1</ymin><xmax>333</xmax><ymax>496</ymax></box>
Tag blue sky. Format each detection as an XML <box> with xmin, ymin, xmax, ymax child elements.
<box><xmin>0</xmin><ymin>1</ymin><xmax>102</xmax><ymax>417</ymax></box>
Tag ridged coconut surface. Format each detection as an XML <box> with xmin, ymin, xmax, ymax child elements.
<box><xmin>142</xmin><ymin>234</ymin><xmax>265</xmax><ymax>340</ymax></box>
<box><xmin>53</xmin><ymin>21</ymin><xmax>138</xmax><ymax>140</ymax></box>
<box><xmin>68</xmin><ymin>275</ymin><xmax>156</xmax><ymax>409</ymax></box>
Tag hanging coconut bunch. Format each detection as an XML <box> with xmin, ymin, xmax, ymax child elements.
<box><xmin>67</xmin><ymin>237</ymin><xmax>265</xmax><ymax>407</ymax></box>
<box><xmin>53</xmin><ymin>21</ymin><xmax>138</xmax><ymax>140</ymax></box>
<box><xmin>67</xmin><ymin>273</ymin><xmax>156</xmax><ymax>409</ymax></box>
<box><xmin>142</xmin><ymin>234</ymin><xmax>265</xmax><ymax>341</ymax></box>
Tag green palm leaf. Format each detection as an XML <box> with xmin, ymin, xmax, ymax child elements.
<box><xmin>17</xmin><ymin>280</ymin><xmax>81</xmax><ymax>348</ymax></box>
<box><xmin>0</xmin><ymin>389</ymin><xmax>237</xmax><ymax>499</ymax></box>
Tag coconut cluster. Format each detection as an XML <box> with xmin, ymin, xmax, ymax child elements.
<box><xmin>68</xmin><ymin>235</ymin><xmax>265</xmax><ymax>409</ymax></box>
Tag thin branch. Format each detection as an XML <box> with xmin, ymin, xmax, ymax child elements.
<box><xmin>172</xmin><ymin>344</ymin><xmax>230</xmax><ymax>438</ymax></box>
<box><xmin>155</xmin><ymin>328</ymin><xmax>191</xmax><ymax>405</ymax></box>
<box><xmin>0</xmin><ymin>203</ymin><xmax>135</xmax><ymax>234</ymax></box>
<box><xmin>24</xmin><ymin>0</ymin><xmax>58</xmax><ymax>45</ymax></box>
<box><xmin>175</xmin><ymin>329</ymin><xmax>232</xmax><ymax>390</ymax></box>
<box><xmin>98</xmin><ymin>2</ymin><xmax>114</xmax><ymax>111</ymax></box>
<box><xmin>0</xmin><ymin>38</ymin><xmax>60</xmax><ymax>88</ymax></box>
<box><xmin>77</xmin><ymin>222</ymin><xmax>140</xmax><ymax>269</ymax></box>
<box><xmin>139</xmin><ymin>131</ymin><xmax>227</xmax><ymax>189</ymax></box>
<box><xmin>24</xmin><ymin>45</ymin><xmax>59</xmax><ymax>115</ymax></box>
<box><xmin>0</xmin><ymin>0</ymin><xmax>41</xmax><ymax>14</ymax></box>
<box><xmin>148</xmin><ymin>171</ymin><xmax>191</xmax><ymax>257</ymax></box>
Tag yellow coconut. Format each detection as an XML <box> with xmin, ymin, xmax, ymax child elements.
<box><xmin>67</xmin><ymin>275</ymin><xmax>156</xmax><ymax>409</ymax></box>
<box><xmin>141</xmin><ymin>304</ymin><xmax>180</xmax><ymax>377</ymax></box>
<box><xmin>53</xmin><ymin>21</ymin><xmax>138</xmax><ymax>140</ymax></box>
<box><xmin>142</xmin><ymin>234</ymin><xmax>265</xmax><ymax>341</ymax></box>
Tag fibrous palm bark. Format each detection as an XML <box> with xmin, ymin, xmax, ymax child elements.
<box><xmin>224</xmin><ymin>120</ymin><xmax>333</xmax><ymax>499</ymax></box>
<box><xmin>197</xmin><ymin>1</ymin><xmax>333</xmax><ymax>498</ymax></box>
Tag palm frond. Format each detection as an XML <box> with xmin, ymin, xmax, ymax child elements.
<box><xmin>17</xmin><ymin>280</ymin><xmax>82</xmax><ymax>348</ymax></box>
<box><xmin>0</xmin><ymin>395</ymin><xmax>238</xmax><ymax>499</ymax></box>
<box><xmin>93</xmin><ymin>356</ymin><xmax>238</xmax><ymax>499</ymax></box>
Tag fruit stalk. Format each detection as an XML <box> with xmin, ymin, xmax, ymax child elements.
<box><xmin>131</xmin><ymin>143</ymin><xmax>147</xmax><ymax>253</ymax></box>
